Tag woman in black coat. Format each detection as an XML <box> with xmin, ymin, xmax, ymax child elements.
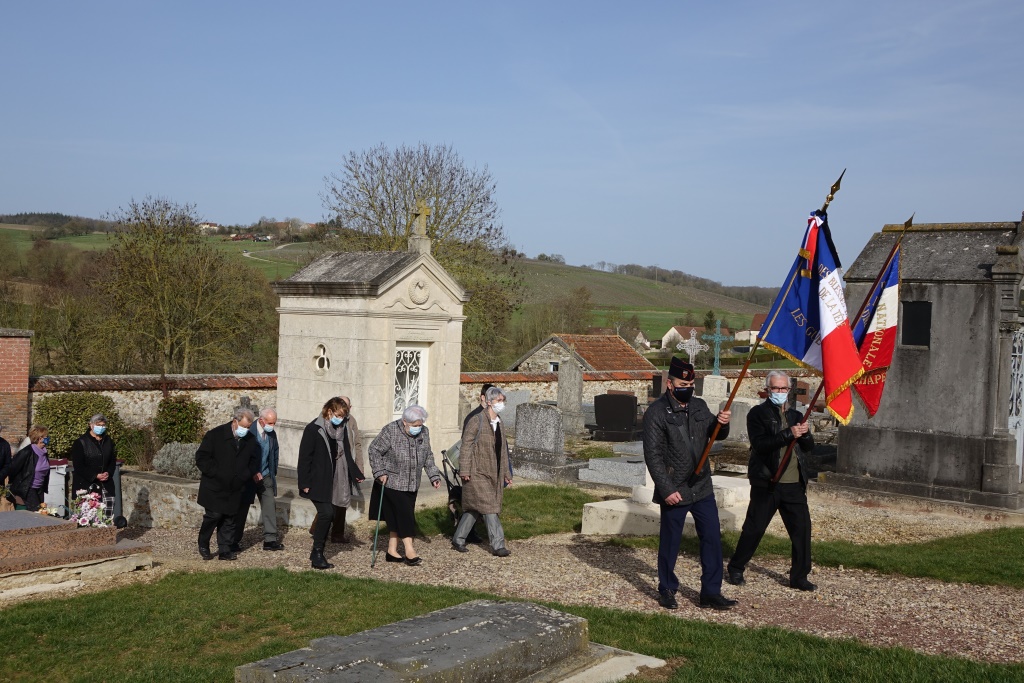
<box><xmin>297</xmin><ymin>397</ymin><xmax>347</xmax><ymax>570</ymax></box>
<box><xmin>9</xmin><ymin>425</ymin><xmax>51</xmax><ymax>511</ymax></box>
<box><xmin>70</xmin><ymin>414</ymin><xmax>117</xmax><ymax>508</ymax></box>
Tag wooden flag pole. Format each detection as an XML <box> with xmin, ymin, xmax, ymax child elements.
<box><xmin>770</xmin><ymin>213</ymin><xmax>913</xmax><ymax>484</ymax></box>
<box><xmin>689</xmin><ymin>171</ymin><xmax>846</xmax><ymax>483</ymax></box>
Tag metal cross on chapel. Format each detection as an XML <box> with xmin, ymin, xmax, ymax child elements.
<box><xmin>676</xmin><ymin>329</ymin><xmax>709</xmax><ymax>364</ymax></box>
<box><xmin>702</xmin><ymin>320</ymin><xmax>729</xmax><ymax>375</ymax></box>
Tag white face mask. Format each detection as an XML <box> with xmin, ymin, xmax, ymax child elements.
<box><xmin>492</xmin><ymin>402</ymin><xmax>506</xmax><ymax>413</ymax></box>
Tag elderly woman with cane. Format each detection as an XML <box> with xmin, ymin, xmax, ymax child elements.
<box><xmin>368</xmin><ymin>405</ymin><xmax>441</xmax><ymax>566</ymax></box>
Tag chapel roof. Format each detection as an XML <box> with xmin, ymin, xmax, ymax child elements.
<box><xmin>272</xmin><ymin>251</ymin><xmax>419</xmax><ymax>296</ymax></box>
<box><xmin>846</xmin><ymin>222</ymin><xmax>1022</xmax><ymax>283</ymax></box>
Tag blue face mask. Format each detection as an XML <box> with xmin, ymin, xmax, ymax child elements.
<box><xmin>769</xmin><ymin>392</ymin><xmax>788</xmax><ymax>406</ymax></box>
<box><xmin>263</xmin><ymin>424</ymin><xmax>274</xmax><ymax>433</ymax></box>
<box><xmin>42</xmin><ymin>436</ymin><xmax>50</xmax><ymax>446</ymax></box>
<box><xmin>234</xmin><ymin>425</ymin><xmax>249</xmax><ymax>438</ymax></box>
<box><xmin>407</xmin><ymin>425</ymin><xmax>423</xmax><ymax>436</ymax></box>
<box><xmin>93</xmin><ymin>425</ymin><xmax>107</xmax><ymax>435</ymax></box>
<box><xmin>330</xmin><ymin>416</ymin><xmax>343</xmax><ymax>426</ymax></box>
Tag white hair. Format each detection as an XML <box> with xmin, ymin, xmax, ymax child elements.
<box><xmin>484</xmin><ymin>386</ymin><xmax>505</xmax><ymax>402</ymax></box>
<box><xmin>765</xmin><ymin>370</ymin><xmax>791</xmax><ymax>389</ymax></box>
<box><xmin>259</xmin><ymin>407</ymin><xmax>277</xmax><ymax>419</ymax></box>
<box><xmin>233</xmin><ymin>407</ymin><xmax>256</xmax><ymax>422</ymax></box>
<box><xmin>402</xmin><ymin>405</ymin><xmax>428</xmax><ymax>423</ymax></box>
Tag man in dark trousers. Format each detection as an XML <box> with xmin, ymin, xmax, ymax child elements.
<box><xmin>643</xmin><ymin>357</ymin><xmax>736</xmax><ymax>610</ymax></box>
<box><xmin>195</xmin><ymin>407</ymin><xmax>261</xmax><ymax>561</ymax></box>
<box><xmin>727</xmin><ymin>371</ymin><xmax>816</xmax><ymax>591</ymax></box>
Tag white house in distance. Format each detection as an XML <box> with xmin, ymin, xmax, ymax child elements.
<box><xmin>733</xmin><ymin>313</ymin><xmax>767</xmax><ymax>344</ymax></box>
<box><xmin>661</xmin><ymin>325</ymin><xmax>731</xmax><ymax>351</ymax></box>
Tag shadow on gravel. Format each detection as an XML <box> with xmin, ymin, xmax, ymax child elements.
<box><xmin>566</xmin><ymin>535</ymin><xmax>667</xmax><ymax>604</ymax></box>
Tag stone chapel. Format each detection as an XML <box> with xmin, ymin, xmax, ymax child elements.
<box><xmin>271</xmin><ymin>203</ymin><xmax>469</xmax><ymax>471</ymax></box>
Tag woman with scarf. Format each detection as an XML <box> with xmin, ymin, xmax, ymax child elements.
<box><xmin>8</xmin><ymin>425</ymin><xmax>51</xmax><ymax>511</ymax></box>
<box><xmin>298</xmin><ymin>397</ymin><xmax>364</xmax><ymax>570</ymax></box>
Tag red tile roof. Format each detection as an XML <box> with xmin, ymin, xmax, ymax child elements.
<box><xmin>461</xmin><ymin>370</ymin><xmax>656</xmax><ymax>383</ymax></box>
<box><xmin>552</xmin><ymin>334</ymin><xmax>657</xmax><ymax>372</ymax></box>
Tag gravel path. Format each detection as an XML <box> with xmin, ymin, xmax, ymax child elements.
<box><xmin>5</xmin><ymin>493</ymin><xmax>1024</xmax><ymax>664</ymax></box>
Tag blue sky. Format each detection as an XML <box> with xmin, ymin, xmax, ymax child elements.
<box><xmin>2</xmin><ymin>1</ymin><xmax>1021</xmax><ymax>285</ymax></box>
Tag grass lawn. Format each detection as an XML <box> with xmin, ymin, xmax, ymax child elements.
<box><xmin>0</xmin><ymin>570</ymin><xmax>1019</xmax><ymax>682</ymax></box>
<box><xmin>609</xmin><ymin>526</ymin><xmax>1024</xmax><ymax>589</ymax></box>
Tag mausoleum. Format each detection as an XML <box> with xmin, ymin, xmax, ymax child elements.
<box><xmin>833</xmin><ymin>219</ymin><xmax>1024</xmax><ymax>509</ymax></box>
<box><xmin>271</xmin><ymin>206</ymin><xmax>469</xmax><ymax>469</ymax></box>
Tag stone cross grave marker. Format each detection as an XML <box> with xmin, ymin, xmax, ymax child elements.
<box><xmin>676</xmin><ymin>329</ymin><xmax>709</xmax><ymax>364</ymax></box>
<box><xmin>557</xmin><ymin>358</ymin><xmax>585</xmax><ymax>434</ymax></box>
<box><xmin>702</xmin><ymin>320</ymin><xmax>730</xmax><ymax>375</ymax></box>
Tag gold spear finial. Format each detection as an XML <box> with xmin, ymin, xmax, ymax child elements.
<box><xmin>820</xmin><ymin>169</ymin><xmax>846</xmax><ymax>213</ymax></box>
<box><xmin>904</xmin><ymin>212</ymin><xmax>915</xmax><ymax>230</ymax></box>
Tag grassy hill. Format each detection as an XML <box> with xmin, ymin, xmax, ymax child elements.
<box><xmin>520</xmin><ymin>259</ymin><xmax>766</xmax><ymax>336</ymax></box>
<box><xmin>0</xmin><ymin>226</ymin><xmax>767</xmax><ymax>337</ymax></box>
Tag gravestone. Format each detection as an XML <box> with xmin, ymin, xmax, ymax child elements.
<box><xmin>513</xmin><ymin>404</ymin><xmax>584</xmax><ymax>483</ymax></box>
<box><xmin>557</xmin><ymin>360</ymin><xmax>586</xmax><ymax>435</ymax></box>
<box><xmin>676</xmin><ymin>329</ymin><xmax>709</xmax><ymax>364</ymax></box>
<box><xmin>237</xmin><ymin>600</ymin><xmax>663</xmax><ymax>682</ymax></box>
<box><xmin>701</xmin><ymin>375</ymin><xmax>729</xmax><ymax>408</ymax></box>
<box><xmin>499</xmin><ymin>389</ymin><xmax>531</xmax><ymax>436</ymax></box>
<box><xmin>591</xmin><ymin>393</ymin><xmax>639</xmax><ymax>441</ymax></box>
<box><xmin>702</xmin><ymin>320</ymin><xmax>730</xmax><ymax>375</ymax></box>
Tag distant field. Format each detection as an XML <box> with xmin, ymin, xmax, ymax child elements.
<box><xmin>0</xmin><ymin>228</ymin><xmax>769</xmax><ymax>320</ymax></box>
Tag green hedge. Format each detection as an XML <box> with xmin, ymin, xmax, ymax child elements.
<box><xmin>32</xmin><ymin>393</ymin><xmax>126</xmax><ymax>458</ymax></box>
<box><xmin>154</xmin><ymin>395</ymin><xmax>206</xmax><ymax>446</ymax></box>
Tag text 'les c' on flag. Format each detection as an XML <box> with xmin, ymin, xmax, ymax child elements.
<box><xmin>757</xmin><ymin>211</ymin><xmax>865</xmax><ymax>424</ymax></box>
<box><xmin>851</xmin><ymin>243</ymin><xmax>901</xmax><ymax>416</ymax></box>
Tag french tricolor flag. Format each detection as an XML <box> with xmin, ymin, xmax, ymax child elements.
<box><xmin>759</xmin><ymin>211</ymin><xmax>865</xmax><ymax>424</ymax></box>
<box><xmin>851</xmin><ymin>244</ymin><xmax>901</xmax><ymax>416</ymax></box>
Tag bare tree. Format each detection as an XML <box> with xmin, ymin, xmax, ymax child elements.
<box><xmin>320</xmin><ymin>143</ymin><xmax>522</xmax><ymax>370</ymax></box>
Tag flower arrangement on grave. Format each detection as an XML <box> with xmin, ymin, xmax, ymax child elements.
<box><xmin>69</xmin><ymin>490</ymin><xmax>111</xmax><ymax>527</ymax></box>
<box><xmin>36</xmin><ymin>502</ymin><xmax>62</xmax><ymax>517</ymax></box>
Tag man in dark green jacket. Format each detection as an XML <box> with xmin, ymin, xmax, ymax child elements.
<box><xmin>727</xmin><ymin>371</ymin><xmax>816</xmax><ymax>591</ymax></box>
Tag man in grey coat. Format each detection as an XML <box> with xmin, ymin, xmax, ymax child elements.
<box><xmin>247</xmin><ymin>407</ymin><xmax>283</xmax><ymax>551</ymax></box>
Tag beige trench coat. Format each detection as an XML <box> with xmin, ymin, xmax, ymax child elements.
<box><xmin>459</xmin><ymin>412</ymin><xmax>510</xmax><ymax>515</ymax></box>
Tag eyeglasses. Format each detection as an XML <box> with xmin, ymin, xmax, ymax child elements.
<box><xmin>768</xmin><ymin>386</ymin><xmax>790</xmax><ymax>393</ymax></box>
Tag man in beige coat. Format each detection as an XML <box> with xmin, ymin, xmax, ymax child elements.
<box><xmin>451</xmin><ymin>386</ymin><xmax>512</xmax><ymax>557</ymax></box>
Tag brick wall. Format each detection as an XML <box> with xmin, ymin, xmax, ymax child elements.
<box><xmin>0</xmin><ymin>329</ymin><xmax>33</xmax><ymax>446</ymax></box>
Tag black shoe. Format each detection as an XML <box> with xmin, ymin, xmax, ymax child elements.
<box><xmin>384</xmin><ymin>552</ymin><xmax>404</xmax><ymax>563</ymax></box>
<box><xmin>229</xmin><ymin>543</ymin><xmax>242</xmax><ymax>553</ymax></box>
<box><xmin>699</xmin><ymin>593</ymin><xmax>738</xmax><ymax>610</ymax></box>
<box><xmin>310</xmin><ymin>544</ymin><xmax>333</xmax><ymax>570</ymax></box>
<box><xmin>492</xmin><ymin>547</ymin><xmax>511</xmax><ymax>557</ymax></box>
<box><xmin>263</xmin><ymin>541</ymin><xmax>284</xmax><ymax>551</ymax></box>
<box><xmin>218</xmin><ymin>551</ymin><xmax>238</xmax><ymax>561</ymax></box>
<box><xmin>790</xmin><ymin>578</ymin><xmax>817</xmax><ymax>592</ymax></box>
<box><xmin>198</xmin><ymin>546</ymin><xmax>213</xmax><ymax>561</ymax></box>
<box><xmin>658</xmin><ymin>589</ymin><xmax>678</xmax><ymax>610</ymax></box>
<box><xmin>404</xmin><ymin>556</ymin><xmax>423</xmax><ymax>566</ymax></box>
<box><xmin>725</xmin><ymin>568</ymin><xmax>746</xmax><ymax>586</ymax></box>
<box><xmin>451</xmin><ymin>542</ymin><xmax>469</xmax><ymax>553</ymax></box>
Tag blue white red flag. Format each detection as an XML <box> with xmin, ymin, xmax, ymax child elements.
<box><xmin>758</xmin><ymin>211</ymin><xmax>865</xmax><ymax>424</ymax></box>
<box><xmin>851</xmin><ymin>244</ymin><xmax>901</xmax><ymax>416</ymax></box>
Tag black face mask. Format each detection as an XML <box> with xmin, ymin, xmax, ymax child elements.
<box><xmin>672</xmin><ymin>387</ymin><xmax>694</xmax><ymax>403</ymax></box>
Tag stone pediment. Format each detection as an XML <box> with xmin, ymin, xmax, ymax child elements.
<box><xmin>272</xmin><ymin>250</ymin><xmax>468</xmax><ymax>304</ymax></box>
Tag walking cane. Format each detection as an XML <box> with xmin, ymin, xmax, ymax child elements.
<box><xmin>370</xmin><ymin>479</ymin><xmax>386</xmax><ymax>568</ymax></box>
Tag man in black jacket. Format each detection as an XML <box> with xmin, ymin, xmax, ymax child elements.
<box><xmin>727</xmin><ymin>371</ymin><xmax>816</xmax><ymax>591</ymax></box>
<box><xmin>195</xmin><ymin>407</ymin><xmax>261</xmax><ymax>561</ymax></box>
<box><xmin>644</xmin><ymin>357</ymin><xmax>735</xmax><ymax>610</ymax></box>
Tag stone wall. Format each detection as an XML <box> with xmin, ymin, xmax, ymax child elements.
<box><xmin>28</xmin><ymin>375</ymin><xmax>277</xmax><ymax>432</ymax></box>
<box><xmin>459</xmin><ymin>371</ymin><xmax>655</xmax><ymax>405</ymax></box>
<box><xmin>515</xmin><ymin>341</ymin><xmax>568</xmax><ymax>373</ymax></box>
<box><xmin>696</xmin><ymin>369</ymin><xmax>823</xmax><ymax>402</ymax></box>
